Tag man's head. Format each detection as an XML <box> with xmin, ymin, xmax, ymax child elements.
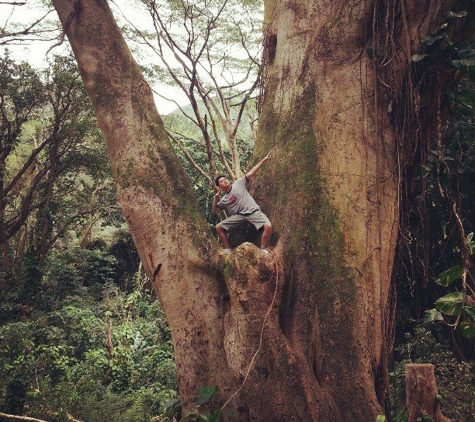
<box><xmin>215</xmin><ymin>175</ymin><xmax>231</xmax><ymax>191</ymax></box>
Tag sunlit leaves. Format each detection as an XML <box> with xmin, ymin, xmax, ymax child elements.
<box><xmin>436</xmin><ymin>265</ymin><xmax>463</xmax><ymax>287</ymax></box>
<box><xmin>435</xmin><ymin>292</ymin><xmax>465</xmax><ymax>316</ymax></box>
<box><xmin>433</xmin><ymin>291</ymin><xmax>475</xmax><ymax>339</ymax></box>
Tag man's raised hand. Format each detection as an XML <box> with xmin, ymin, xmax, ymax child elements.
<box><xmin>246</xmin><ymin>150</ymin><xmax>274</xmax><ymax>181</ymax></box>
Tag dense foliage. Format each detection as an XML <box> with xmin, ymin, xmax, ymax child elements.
<box><xmin>0</xmin><ymin>53</ymin><xmax>177</xmax><ymax>421</ymax></box>
<box><xmin>0</xmin><ymin>1</ymin><xmax>474</xmax><ymax>419</ymax></box>
<box><xmin>391</xmin><ymin>24</ymin><xmax>475</xmax><ymax>419</ymax></box>
<box><xmin>391</xmin><ymin>325</ymin><xmax>475</xmax><ymax>421</ymax></box>
<box><xmin>0</xmin><ymin>240</ymin><xmax>177</xmax><ymax>421</ymax></box>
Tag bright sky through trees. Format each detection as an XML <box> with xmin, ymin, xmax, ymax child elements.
<box><xmin>1</xmin><ymin>0</ymin><xmax>263</xmax><ymax>115</ymax></box>
<box><xmin>0</xmin><ymin>0</ymin><xmax>191</xmax><ymax>114</ymax></box>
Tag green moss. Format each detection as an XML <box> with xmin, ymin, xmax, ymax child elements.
<box><xmin>220</xmin><ymin>260</ymin><xmax>234</xmax><ymax>279</ymax></box>
<box><xmin>258</xmin><ymin>75</ymin><xmax>359</xmax><ymax>350</ymax></box>
<box><xmin>111</xmin><ymin>112</ymin><xmax>213</xmax><ymax>256</ymax></box>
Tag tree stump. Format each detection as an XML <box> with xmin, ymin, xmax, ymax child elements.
<box><xmin>405</xmin><ymin>364</ymin><xmax>451</xmax><ymax>422</ymax></box>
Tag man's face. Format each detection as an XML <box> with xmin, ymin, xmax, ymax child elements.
<box><xmin>218</xmin><ymin>176</ymin><xmax>231</xmax><ymax>191</ymax></box>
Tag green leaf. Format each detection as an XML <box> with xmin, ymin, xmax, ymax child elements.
<box><xmin>211</xmin><ymin>409</ymin><xmax>223</xmax><ymax>422</ymax></box>
<box><xmin>198</xmin><ymin>409</ymin><xmax>223</xmax><ymax>422</ymax></box>
<box><xmin>376</xmin><ymin>416</ymin><xmax>386</xmax><ymax>422</ymax></box>
<box><xmin>411</xmin><ymin>54</ymin><xmax>428</xmax><ymax>63</ymax></box>
<box><xmin>424</xmin><ymin>308</ymin><xmax>445</xmax><ymax>323</ymax></box>
<box><xmin>464</xmin><ymin>306</ymin><xmax>475</xmax><ymax>321</ymax></box>
<box><xmin>184</xmin><ymin>411</ymin><xmax>200</xmax><ymax>419</ymax></box>
<box><xmin>164</xmin><ymin>398</ymin><xmax>180</xmax><ymax>413</ymax></box>
<box><xmin>437</xmin><ymin>265</ymin><xmax>463</xmax><ymax>286</ymax></box>
<box><xmin>422</xmin><ymin>34</ymin><xmax>444</xmax><ymax>46</ymax></box>
<box><xmin>194</xmin><ymin>386</ymin><xmax>219</xmax><ymax>406</ymax></box>
<box><xmin>412</xmin><ymin>54</ymin><xmax>428</xmax><ymax>62</ymax></box>
<box><xmin>467</xmin><ymin>232</ymin><xmax>475</xmax><ymax>254</ymax></box>
<box><xmin>459</xmin><ymin>320</ymin><xmax>475</xmax><ymax>339</ymax></box>
<box><xmin>435</xmin><ymin>292</ymin><xmax>465</xmax><ymax>316</ymax></box>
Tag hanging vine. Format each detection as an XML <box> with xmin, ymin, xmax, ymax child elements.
<box><xmin>370</xmin><ymin>0</ymin><xmax>475</xmax><ymax>351</ymax></box>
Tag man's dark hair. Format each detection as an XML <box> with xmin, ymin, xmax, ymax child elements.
<box><xmin>215</xmin><ymin>175</ymin><xmax>226</xmax><ymax>186</ymax></box>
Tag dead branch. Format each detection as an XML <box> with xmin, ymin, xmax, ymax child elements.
<box><xmin>114</xmin><ymin>0</ymin><xmax>259</xmax><ymax>180</ymax></box>
<box><xmin>0</xmin><ymin>412</ymin><xmax>49</xmax><ymax>422</ymax></box>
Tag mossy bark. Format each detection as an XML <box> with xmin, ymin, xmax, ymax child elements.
<box><xmin>52</xmin><ymin>0</ymin><xmax>229</xmax><ymax>402</ymax></box>
<box><xmin>250</xmin><ymin>0</ymin><xmax>468</xmax><ymax>420</ymax></box>
<box><xmin>52</xmin><ymin>0</ymin><xmax>470</xmax><ymax>421</ymax></box>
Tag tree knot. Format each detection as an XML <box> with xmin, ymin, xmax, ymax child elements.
<box><xmin>219</xmin><ymin>242</ymin><xmax>281</xmax><ymax>309</ymax></box>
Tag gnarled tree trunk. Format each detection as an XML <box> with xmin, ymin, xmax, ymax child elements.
<box><xmin>52</xmin><ymin>0</ymin><xmax>472</xmax><ymax>420</ymax></box>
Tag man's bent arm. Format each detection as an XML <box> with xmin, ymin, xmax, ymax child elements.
<box><xmin>246</xmin><ymin>150</ymin><xmax>272</xmax><ymax>181</ymax></box>
<box><xmin>212</xmin><ymin>191</ymin><xmax>221</xmax><ymax>213</ymax></box>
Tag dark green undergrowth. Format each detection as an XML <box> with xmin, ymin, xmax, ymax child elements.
<box><xmin>391</xmin><ymin>324</ymin><xmax>475</xmax><ymax>422</ymax></box>
<box><xmin>0</xmin><ymin>241</ymin><xmax>177</xmax><ymax>422</ymax></box>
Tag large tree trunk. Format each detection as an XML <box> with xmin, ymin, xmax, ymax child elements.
<box><xmin>52</xmin><ymin>0</ymin><xmax>471</xmax><ymax>420</ymax></box>
<box><xmin>51</xmin><ymin>0</ymin><xmax>228</xmax><ymax>401</ymax></box>
<box><xmin>254</xmin><ymin>2</ymin><xmax>398</xmax><ymax>418</ymax></box>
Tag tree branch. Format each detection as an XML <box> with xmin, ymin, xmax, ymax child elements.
<box><xmin>0</xmin><ymin>9</ymin><xmax>57</xmax><ymax>44</ymax></box>
<box><xmin>168</xmin><ymin>131</ymin><xmax>212</xmax><ymax>183</ymax></box>
<box><xmin>0</xmin><ymin>412</ymin><xmax>48</xmax><ymax>422</ymax></box>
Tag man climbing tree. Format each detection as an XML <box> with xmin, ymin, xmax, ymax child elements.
<box><xmin>212</xmin><ymin>151</ymin><xmax>273</xmax><ymax>253</ymax></box>
<box><xmin>49</xmin><ymin>0</ymin><xmax>475</xmax><ymax>420</ymax></box>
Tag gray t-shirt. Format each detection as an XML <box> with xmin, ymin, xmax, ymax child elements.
<box><xmin>217</xmin><ymin>176</ymin><xmax>259</xmax><ymax>215</ymax></box>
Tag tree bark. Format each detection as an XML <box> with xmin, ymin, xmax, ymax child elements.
<box><xmin>52</xmin><ymin>0</ymin><xmax>228</xmax><ymax>403</ymax></box>
<box><xmin>405</xmin><ymin>364</ymin><xmax>451</xmax><ymax>422</ymax></box>
<box><xmin>51</xmin><ymin>0</ymin><xmax>472</xmax><ymax>421</ymax></box>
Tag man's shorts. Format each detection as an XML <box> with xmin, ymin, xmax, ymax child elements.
<box><xmin>216</xmin><ymin>210</ymin><xmax>270</xmax><ymax>232</ymax></box>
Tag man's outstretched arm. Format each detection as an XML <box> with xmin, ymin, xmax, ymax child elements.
<box><xmin>246</xmin><ymin>150</ymin><xmax>272</xmax><ymax>181</ymax></box>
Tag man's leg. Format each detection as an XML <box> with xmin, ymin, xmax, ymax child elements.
<box><xmin>260</xmin><ymin>222</ymin><xmax>272</xmax><ymax>249</ymax></box>
<box><xmin>216</xmin><ymin>224</ymin><xmax>231</xmax><ymax>249</ymax></box>
<box><xmin>216</xmin><ymin>215</ymin><xmax>247</xmax><ymax>250</ymax></box>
